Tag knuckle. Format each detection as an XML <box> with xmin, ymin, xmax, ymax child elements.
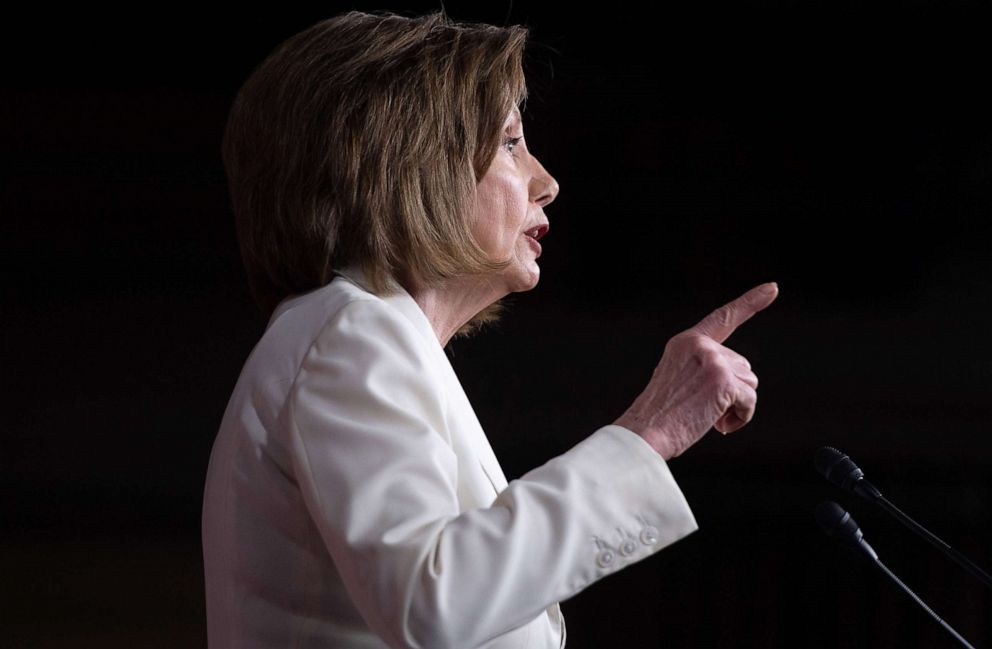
<box><xmin>702</xmin><ymin>351</ymin><xmax>732</xmax><ymax>377</ymax></box>
<box><xmin>717</xmin><ymin>386</ymin><xmax>736</xmax><ymax>410</ymax></box>
<box><xmin>695</xmin><ymin>352</ymin><xmax>717</xmax><ymax>376</ymax></box>
<box><xmin>668</xmin><ymin>330</ymin><xmax>694</xmax><ymax>349</ymax></box>
<box><xmin>688</xmin><ymin>335</ymin><xmax>716</xmax><ymax>357</ymax></box>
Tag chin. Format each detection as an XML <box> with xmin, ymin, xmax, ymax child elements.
<box><xmin>508</xmin><ymin>266</ymin><xmax>541</xmax><ymax>293</ymax></box>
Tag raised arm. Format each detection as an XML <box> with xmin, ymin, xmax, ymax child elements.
<box><xmin>615</xmin><ymin>282</ymin><xmax>779</xmax><ymax>459</ymax></box>
<box><xmin>286</xmin><ymin>298</ymin><xmax>697</xmax><ymax>649</ymax></box>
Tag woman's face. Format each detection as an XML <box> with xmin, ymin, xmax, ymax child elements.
<box><xmin>469</xmin><ymin>105</ymin><xmax>559</xmax><ymax>295</ymax></box>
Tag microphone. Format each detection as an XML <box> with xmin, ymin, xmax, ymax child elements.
<box><xmin>814</xmin><ymin>500</ymin><xmax>878</xmax><ymax>560</ymax></box>
<box><xmin>815</xmin><ymin>501</ymin><xmax>975</xmax><ymax>649</ymax></box>
<box><xmin>815</xmin><ymin>447</ymin><xmax>992</xmax><ymax>591</ymax></box>
<box><xmin>814</xmin><ymin>447</ymin><xmax>881</xmax><ymax>500</ymax></box>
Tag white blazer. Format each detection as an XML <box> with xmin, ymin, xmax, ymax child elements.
<box><xmin>202</xmin><ymin>264</ymin><xmax>699</xmax><ymax>649</ymax></box>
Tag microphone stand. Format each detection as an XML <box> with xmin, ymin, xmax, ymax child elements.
<box><xmin>816</xmin><ymin>500</ymin><xmax>978</xmax><ymax>649</ymax></box>
<box><xmin>867</xmin><ymin>489</ymin><xmax>992</xmax><ymax>591</ymax></box>
<box><xmin>872</xmin><ymin>556</ymin><xmax>976</xmax><ymax>649</ymax></box>
<box><xmin>819</xmin><ymin>446</ymin><xmax>992</xmax><ymax>592</ymax></box>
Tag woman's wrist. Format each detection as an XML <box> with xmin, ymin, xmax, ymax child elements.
<box><xmin>613</xmin><ymin>412</ymin><xmax>676</xmax><ymax>460</ymax></box>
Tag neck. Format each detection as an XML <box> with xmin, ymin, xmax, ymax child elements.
<box><xmin>401</xmin><ymin>273</ymin><xmax>505</xmax><ymax>347</ymax></box>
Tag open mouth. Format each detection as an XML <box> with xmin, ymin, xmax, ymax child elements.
<box><xmin>524</xmin><ymin>224</ymin><xmax>549</xmax><ymax>241</ymax></box>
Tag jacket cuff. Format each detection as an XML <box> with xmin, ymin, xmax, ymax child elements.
<box><xmin>579</xmin><ymin>424</ymin><xmax>699</xmax><ymax>568</ymax></box>
<box><xmin>503</xmin><ymin>423</ymin><xmax>699</xmax><ymax>600</ymax></box>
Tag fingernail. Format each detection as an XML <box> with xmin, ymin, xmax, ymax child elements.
<box><xmin>760</xmin><ymin>282</ymin><xmax>778</xmax><ymax>295</ymax></box>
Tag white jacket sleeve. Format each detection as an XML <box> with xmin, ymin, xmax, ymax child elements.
<box><xmin>286</xmin><ymin>297</ymin><xmax>698</xmax><ymax>649</ymax></box>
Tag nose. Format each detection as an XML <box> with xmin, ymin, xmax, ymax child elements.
<box><xmin>529</xmin><ymin>154</ymin><xmax>560</xmax><ymax>208</ymax></box>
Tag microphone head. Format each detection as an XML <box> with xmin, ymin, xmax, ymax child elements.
<box><xmin>815</xmin><ymin>500</ymin><xmax>878</xmax><ymax>561</ymax></box>
<box><xmin>815</xmin><ymin>446</ymin><xmax>865</xmax><ymax>491</ymax></box>
<box><xmin>815</xmin><ymin>501</ymin><xmax>861</xmax><ymax>541</ymax></box>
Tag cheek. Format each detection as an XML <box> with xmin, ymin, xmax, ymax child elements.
<box><xmin>494</xmin><ymin>175</ymin><xmax>530</xmax><ymax>231</ymax></box>
<box><xmin>476</xmin><ymin>173</ymin><xmax>529</xmax><ymax>246</ymax></box>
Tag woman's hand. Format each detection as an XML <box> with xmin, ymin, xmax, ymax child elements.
<box><xmin>614</xmin><ymin>282</ymin><xmax>779</xmax><ymax>460</ymax></box>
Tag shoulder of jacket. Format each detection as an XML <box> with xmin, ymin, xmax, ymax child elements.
<box><xmin>273</xmin><ymin>276</ymin><xmax>399</xmax><ymax>337</ymax></box>
<box><xmin>286</xmin><ymin>290</ymin><xmax>452</xmax><ymax>435</ymax></box>
<box><xmin>275</xmin><ymin>278</ymin><xmax>449</xmax><ymax>403</ymax></box>
<box><xmin>307</xmin><ymin>291</ymin><xmax>444</xmax><ymax>383</ymax></box>
<box><xmin>315</xmin><ymin>293</ymin><xmax>418</xmax><ymax>346</ymax></box>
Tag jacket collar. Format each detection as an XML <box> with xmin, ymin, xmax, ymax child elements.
<box><xmin>336</xmin><ymin>264</ymin><xmax>509</xmax><ymax>495</ymax></box>
<box><xmin>333</xmin><ymin>264</ymin><xmax>444</xmax><ymax>353</ymax></box>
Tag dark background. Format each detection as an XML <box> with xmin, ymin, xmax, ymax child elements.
<box><xmin>4</xmin><ymin>2</ymin><xmax>991</xmax><ymax>647</ymax></box>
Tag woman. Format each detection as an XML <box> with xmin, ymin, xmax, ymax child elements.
<box><xmin>202</xmin><ymin>8</ymin><xmax>778</xmax><ymax>649</ymax></box>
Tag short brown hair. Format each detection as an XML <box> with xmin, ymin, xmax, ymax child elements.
<box><xmin>221</xmin><ymin>9</ymin><xmax>533</xmax><ymax>339</ymax></box>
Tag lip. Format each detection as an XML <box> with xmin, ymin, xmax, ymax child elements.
<box><xmin>524</xmin><ymin>223</ymin><xmax>550</xmax><ymax>257</ymax></box>
<box><xmin>524</xmin><ymin>233</ymin><xmax>542</xmax><ymax>256</ymax></box>
<box><xmin>526</xmin><ymin>224</ymin><xmax>550</xmax><ymax>241</ymax></box>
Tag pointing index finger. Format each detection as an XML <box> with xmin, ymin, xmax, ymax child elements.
<box><xmin>690</xmin><ymin>282</ymin><xmax>779</xmax><ymax>344</ymax></box>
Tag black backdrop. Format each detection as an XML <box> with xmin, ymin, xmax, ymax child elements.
<box><xmin>4</xmin><ymin>2</ymin><xmax>992</xmax><ymax>647</ymax></box>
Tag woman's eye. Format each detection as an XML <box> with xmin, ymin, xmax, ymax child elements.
<box><xmin>504</xmin><ymin>136</ymin><xmax>523</xmax><ymax>155</ymax></box>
